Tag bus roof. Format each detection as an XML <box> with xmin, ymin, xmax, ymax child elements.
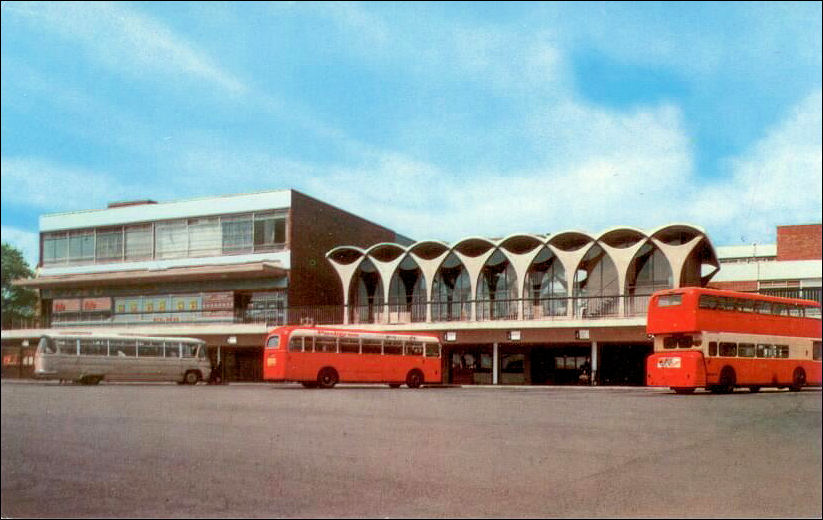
<box><xmin>653</xmin><ymin>287</ymin><xmax>820</xmax><ymax>308</ymax></box>
<box><xmin>267</xmin><ymin>326</ymin><xmax>440</xmax><ymax>342</ymax></box>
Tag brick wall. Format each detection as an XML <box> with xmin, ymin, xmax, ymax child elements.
<box><xmin>776</xmin><ymin>224</ymin><xmax>822</xmax><ymax>261</ymax></box>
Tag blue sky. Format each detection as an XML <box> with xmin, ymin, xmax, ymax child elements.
<box><xmin>2</xmin><ymin>1</ymin><xmax>821</xmax><ymax>267</ymax></box>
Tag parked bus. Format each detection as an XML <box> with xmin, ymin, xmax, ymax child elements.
<box><xmin>646</xmin><ymin>288</ymin><xmax>821</xmax><ymax>394</ymax></box>
<box><xmin>34</xmin><ymin>333</ymin><xmax>212</xmax><ymax>385</ymax></box>
<box><xmin>263</xmin><ymin>326</ymin><xmax>442</xmax><ymax>388</ymax></box>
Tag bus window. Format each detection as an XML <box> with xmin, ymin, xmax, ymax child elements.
<box><xmin>315</xmin><ymin>336</ymin><xmax>337</xmax><ymax>353</ymax></box>
<box><xmin>719</xmin><ymin>297</ymin><xmax>737</xmax><ymax>311</ymax></box>
<box><xmin>698</xmin><ymin>295</ymin><xmax>718</xmax><ymax>309</ymax></box>
<box><xmin>807</xmin><ymin>306</ymin><xmax>821</xmax><ymax>319</ymax></box>
<box><xmin>708</xmin><ymin>341</ymin><xmax>718</xmax><ymax>356</ymax></box>
<box><xmin>738</xmin><ymin>343</ymin><xmax>755</xmax><ymax>357</ymax></box>
<box><xmin>813</xmin><ymin>341</ymin><xmax>821</xmax><ymax>361</ymax></box>
<box><xmin>339</xmin><ymin>337</ymin><xmax>359</xmax><ymax>354</ymax></box>
<box><xmin>138</xmin><ymin>340</ymin><xmax>163</xmax><ymax>357</ymax></box>
<box><xmin>288</xmin><ymin>336</ymin><xmax>304</xmax><ymax>352</ymax></box>
<box><xmin>361</xmin><ymin>339</ymin><xmax>381</xmax><ymax>354</ymax></box>
<box><xmin>777</xmin><ymin>345</ymin><xmax>789</xmax><ymax>358</ymax></box>
<box><xmin>79</xmin><ymin>339</ymin><xmax>108</xmax><ymax>356</ymax></box>
<box><xmin>165</xmin><ymin>342</ymin><xmax>181</xmax><ymax>358</ymax></box>
<box><xmin>658</xmin><ymin>294</ymin><xmax>682</xmax><ymax>307</ymax></box>
<box><xmin>383</xmin><ymin>340</ymin><xmax>403</xmax><ymax>355</ymax></box>
<box><xmin>788</xmin><ymin>306</ymin><xmax>803</xmax><ymax>317</ymax></box>
<box><xmin>56</xmin><ymin>338</ymin><xmax>78</xmax><ymax>355</ymax></box>
<box><xmin>678</xmin><ymin>336</ymin><xmax>693</xmax><ymax>349</ymax></box>
<box><xmin>110</xmin><ymin>339</ymin><xmax>135</xmax><ymax>357</ymax></box>
<box><xmin>405</xmin><ymin>343</ymin><xmax>423</xmax><ymax>356</ymax></box>
<box><xmin>425</xmin><ymin>343</ymin><xmax>441</xmax><ymax>357</ymax></box>
<box><xmin>266</xmin><ymin>336</ymin><xmax>280</xmax><ymax>349</ymax></box>
<box><xmin>755</xmin><ymin>301</ymin><xmax>772</xmax><ymax>314</ymax></box>
<box><xmin>181</xmin><ymin>343</ymin><xmax>198</xmax><ymax>358</ymax></box>
<box><xmin>756</xmin><ymin>344</ymin><xmax>770</xmax><ymax>358</ymax></box>
<box><xmin>739</xmin><ymin>300</ymin><xmax>755</xmax><ymax>313</ymax></box>
<box><xmin>38</xmin><ymin>337</ymin><xmax>56</xmax><ymax>354</ymax></box>
<box><xmin>719</xmin><ymin>342</ymin><xmax>737</xmax><ymax>357</ymax></box>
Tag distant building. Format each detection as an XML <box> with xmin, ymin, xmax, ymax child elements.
<box><xmin>710</xmin><ymin>224</ymin><xmax>822</xmax><ymax>303</ymax></box>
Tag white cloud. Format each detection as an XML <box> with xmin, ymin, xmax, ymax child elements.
<box><xmin>1</xmin><ymin>226</ymin><xmax>39</xmax><ymax>268</ymax></box>
<box><xmin>5</xmin><ymin>1</ymin><xmax>247</xmax><ymax>95</ymax></box>
<box><xmin>689</xmin><ymin>89</ymin><xmax>822</xmax><ymax>245</ymax></box>
<box><xmin>0</xmin><ymin>157</ymin><xmax>134</xmax><ymax>212</ymax></box>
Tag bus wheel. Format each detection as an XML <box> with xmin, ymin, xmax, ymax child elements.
<box><xmin>790</xmin><ymin>368</ymin><xmax>806</xmax><ymax>392</ymax></box>
<box><xmin>748</xmin><ymin>386</ymin><xmax>761</xmax><ymax>393</ymax></box>
<box><xmin>317</xmin><ymin>368</ymin><xmax>339</xmax><ymax>389</ymax></box>
<box><xmin>718</xmin><ymin>366</ymin><xmax>736</xmax><ymax>394</ymax></box>
<box><xmin>406</xmin><ymin>370</ymin><xmax>424</xmax><ymax>389</ymax></box>
<box><xmin>388</xmin><ymin>384</ymin><xmax>401</xmax><ymax>389</ymax></box>
<box><xmin>184</xmin><ymin>371</ymin><xmax>200</xmax><ymax>385</ymax></box>
<box><xmin>672</xmin><ymin>387</ymin><xmax>695</xmax><ymax>395</ymax></box>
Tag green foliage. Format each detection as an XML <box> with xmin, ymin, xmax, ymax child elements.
<box><xmin>2</xmin><ymin>242</ymin><xmax>38</xmax><ymax>326</ymax></box>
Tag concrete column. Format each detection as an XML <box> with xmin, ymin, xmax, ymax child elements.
<box><xmin>492</xmin><ymin>342</ymin><xmax>499</xmax><ymax>385</ymax></box>
<box><xmin>591</xmin><ymin>341</ymin><xmax>598</xmax><ymax>386</ymax></box>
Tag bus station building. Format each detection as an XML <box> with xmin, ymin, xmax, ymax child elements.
<box><xmin>2</xmin><ymin>190</ymin><xmax>820</xmax><ymax>385</ymax></box>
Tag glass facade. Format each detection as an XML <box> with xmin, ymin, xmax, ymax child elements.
<box><xmin>41</xmin><ymin>211</ymin><xmax>287</xmax><ymax>266</ymax></box>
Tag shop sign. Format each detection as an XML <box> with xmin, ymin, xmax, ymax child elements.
<box><xmin>53</xmin><ymin>298</ymin><xmax>81</xmax><ymax>313</ymax></box>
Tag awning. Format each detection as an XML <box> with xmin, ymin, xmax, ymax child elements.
<box><xmin>13</xmin><ymin>262</ymin><xmax>287</xmax><ymax>289</ymax></box>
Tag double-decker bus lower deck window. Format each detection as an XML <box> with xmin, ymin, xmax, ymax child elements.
<box><xmin>708</xmin><ymin>341</ymin><xmax>718</xmax><ymax>356</ymax></box>
<box><xmin>738</xmin><ymin>343</ymin><xmax>755</xmax><ymax>357</ymax></box>
<box><xmin>663</xmin><ymin>335</ymin><xmax>692</xmax><ymax>349</ymax></box>
<box><xmin>814</xmin><ymin>341</ymin><xmax>822</xmax><ymax>361</ymax></box>
<box><xmin>777</xmin><ymin>345</ymin><xmax>789</xmax><ymax>358</ymax></box>
<box><xmin>425</xmin><ymin>344</ymin><xmax>441</xmax><ymax>357</ymax></box>
<box><xmin>719</xmin><ymin>342</ymin><xmax>737</xmax><ymax>357</ymax></box>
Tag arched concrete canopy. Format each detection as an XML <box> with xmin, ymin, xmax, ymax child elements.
<box><xmin>326</xmin><ymin>246</ymin><xmax>367</xmax><ymax>318</ymax></box>
<box><xmin>498</xmin><ymin>234</ymin><xmax>545</xmax><ymax>255</ymax></box>
<box><xmin>409</xmin><ymin>240</ymin><xmax>450</xmax><ymax>260</ymax></box>
<box><xmin>365</xmin><ymin>242</ymin><xmax>407</xmax><ymax>262</ymax></box>
<box><xmin>598</xmin><ymin>227</ymin><xmax>648</xmax><ymax>249</ymax></box>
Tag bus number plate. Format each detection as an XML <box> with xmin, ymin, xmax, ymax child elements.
<box><xmin>657</xmin><ymin>357</ymin><xmax>681</xmax><ymax>368</ymax></box>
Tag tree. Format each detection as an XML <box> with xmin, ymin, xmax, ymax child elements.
<box><xmin>2</xmin><ymin>242</ymin><xmax>38</xmax><ymax>327</ymax></box>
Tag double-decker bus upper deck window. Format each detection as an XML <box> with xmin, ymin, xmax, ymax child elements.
<box><xmin>708</xmin><ymin>341</ymin><xmax>718</xmax><ymax>356</ymax></box>
<box><xmin>719</xmin><ymin>342</ymin><xmax>737</xmax><ymax>357</ymax></box>
<box><xmin>361</xmin><ymin>339</ymin><xmax>382</xmax><ymax>355</ymax></box>
<box><xmin>266</xmin><ymin>336</ymin><xmax>280</xmax><ymax>349</ymax></box>
<box><xmin>288</xmin><ymin>336</ymin><xmax>304</xmax><ymax>352</ymax></box>
<box><xmin>383</xmin><ymin>340</ymin><xmax>403</xmax><ymax>355</ymax></box>
<box><xmin>339</xmin><ymin>337</ymin><xmax>359</xmax><ymax>354</ymax></box>
<box><xmin>788</xmin><ymin>305</ymin><xmax>803</xmax><ymax>317</ymax></box>
<box><xmin>739</xmin><ymin>300</ymin><xmax>755</xmax><ymax>313</ymax></box>
<box><xmin>314</xmin><ymin>336</ymin><xmax>337</xmax><ymax>353</ymax></box>
<box><xmin>755</xmin><ymin>301</ymin><xmax>772</xmax><ymax>314</ymax></box>
<box><xmin>807</xmin><ymin>306</ymin><xmax>821</xmax><ymax>319</ymax></box>
<box><xmin>425</xmin><ymin>343</ymin><xmax>441</xmax><ymax>357</ymax></box>
<box><xmin>738</xmin><ymin>343</ymin><xmax>755</xmax><ymax>357</ymax></box>
<box><xmin>699</xmin><ymin>295</ymin><xmax>718</xmax><ymax>309</ymax></box>
<box><xmin>658</xmin><ymin>294</ymin><xmax>682</xmax><ymax>307</ymax></box>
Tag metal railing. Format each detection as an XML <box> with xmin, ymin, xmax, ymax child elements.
<box><xmin>2</xmin><ymin>295</ymin><xmax>653</xmax><ymax>330</ymax></box>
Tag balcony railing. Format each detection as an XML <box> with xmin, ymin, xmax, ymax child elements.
<box><xmin>2</xmin><ymin>295</ymin><xmax>651</xmax><ymax>331</ymax></box>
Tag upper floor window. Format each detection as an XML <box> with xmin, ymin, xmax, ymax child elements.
<box><xmin>254</xmin><ymin>213</ymin><xmax>286</xmax><ymax>251</ymax></box>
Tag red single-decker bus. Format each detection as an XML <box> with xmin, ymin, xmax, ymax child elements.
<box><xmin>263</xmin><ymin>326</ymin><xmax>442</xmax><ymax>388</ymax></box>
<box><xmin>646</xmin><ymin>287</ymin><xmax>821</xmax><ymax>394</ymax></box>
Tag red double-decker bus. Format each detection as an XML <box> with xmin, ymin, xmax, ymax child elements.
<box><xmin>262</xmin><ymin>326</ymin><xmax>442</xmax><ymax>388</ymax></box>
<box><xmin>646</xmin><ymin>287</ymin><xmax>821</xmax><ymax>394</ymax></box>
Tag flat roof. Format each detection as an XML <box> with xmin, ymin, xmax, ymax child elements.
<box><xmin>40</xmin><ymin>190</ymin><xmax>292</xmax><ymax>232</ymax></box>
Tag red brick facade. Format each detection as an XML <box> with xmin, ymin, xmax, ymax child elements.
<box><xmin>776</xmin><ymin>224</ymin><xmax>822</xmax><ymax>261</ymax></box>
